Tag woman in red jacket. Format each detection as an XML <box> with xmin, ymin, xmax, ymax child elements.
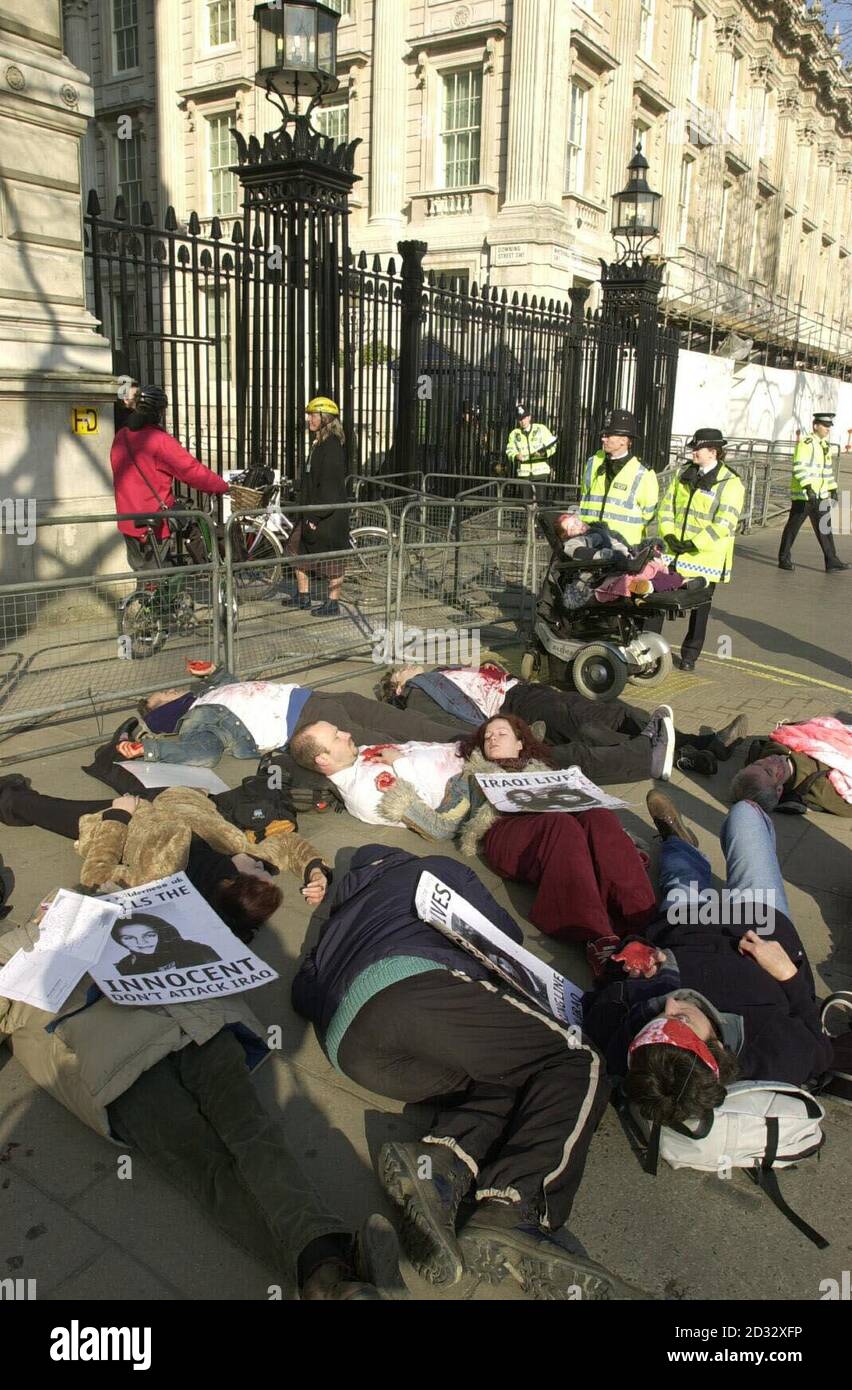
<box><xmin>110</xmin><ymin>384</ymin><xmax>230</xmax><ymax>571</ymax></box>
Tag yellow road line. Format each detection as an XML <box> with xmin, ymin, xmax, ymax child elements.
<box><xmin>698</xmin><ymin>653</ymin><xmax>852</xmax><ymax>695</ymax></box>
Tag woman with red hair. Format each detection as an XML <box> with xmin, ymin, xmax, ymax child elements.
<box><xmin>378</xmin><ymin>713</ymin><xmax>656</xmax><ymax>956</ymax></box>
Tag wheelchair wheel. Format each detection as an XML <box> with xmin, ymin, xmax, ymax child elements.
<box><xmin>520</xmin><ymin>649</ymin><xmax>541</xmax><ymax>681</ymax></box>
<box><xmin>629</xmin><ymin>631</ymin><xmax>673</xmax><ymax>687</ymax></box>
<box><xmin>572</xmin><ymin>642</ymin><xmax>628</xmax><ymax>701</ymax></box>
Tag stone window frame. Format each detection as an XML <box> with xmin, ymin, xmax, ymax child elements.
<box><xmin>97</xmin><ymin>106</ymin><xmax>154</xmax><ymax>219</ymax></box>
<box><xmin>204</xmin><ymin>106</ymin><xmax>240</xmax><ymax>219</ymax></box>
<box><xmin>200</xmin><ymin>0</ymin><xmax>239</xmax><ymax>55</ymax></box>
<box><xmin>110</xmin><ymin>0</ymin><xmax>141</xmax><ymax>78</ymax></box>
<box><xmin>677</xmin><ymin>152</ymin><xmax>695</xmax><ymax>249</ymax></box>
<box><xmin>564</xmin><ymin>76</ymin><xmax>590</xmax><ymax>197</ymax></box>
<box><xmin>638</xmin><ymin>0</ymin><xmax>655</xmax><ymax>64</ymax></box>
<box><xmin>415</xmin><ymin>40</ymin><xmax>499</xmax><ymax>197</ymax></box>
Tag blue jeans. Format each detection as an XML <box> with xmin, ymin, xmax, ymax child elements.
<box><xmin>142</xmin><ymin>706</ymin><xmax>259</xmax><ymax>767</ymax></box>
<box><xmin>659</xmin><ymin>800</ymin><xmax>790</xmax><ymax>924</ymax></box>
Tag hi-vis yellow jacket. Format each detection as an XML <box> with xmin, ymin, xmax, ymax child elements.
<box><xmin>505</xmin><ymin>423</ymin><xmax>557</xmax><ymax>479</ymax></box>
<box><xmin>791</xmin><ymin>434</ymin><xmax>837</xmax><ymax>500</ymax></box>
<box><xmin>657</xmin><ymin>463</ymin><xmax>745</xmax><ymax>584</ymax></box>
<box><xmin>579</xmin><ymin>452</ymin><xmax>658</xmax><ymax>544</ymax></box>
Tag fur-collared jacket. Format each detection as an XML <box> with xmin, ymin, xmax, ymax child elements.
<box><xmin>74</xmin><ymin>785</ymin><xmax>321</xmax><ymax>890</ymax></box>
<box><xmin>378</xmin><ymin>749</ymin><xmax>553</xmax><ymax>855</ymax></box>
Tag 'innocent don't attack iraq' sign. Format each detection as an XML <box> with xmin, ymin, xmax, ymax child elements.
<box><xmin>92</xmin><ymin>873</ymin><xmax>278</xmax><ymax>1007</ymax></box>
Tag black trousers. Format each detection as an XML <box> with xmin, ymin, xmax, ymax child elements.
<box><xmin>679</xmin><ymin>582</ymin><xmax>717</xmax><ymax>664</ymax></box>
<box><xmin>501</xmin><ymin>683</ymin><xmax>652</xmax><ymax>784</ymax></box>
<box><xmin>0</xmin><ymin>784</ymin><xmax>111</xmax><ymax>837</ymax></box>
<box><xmin>297</xmin><ymin>690</ymin><xmax>466</xmax><ymax>746</ymax></box>
<box><xmin>778</xmin><ymin>498</ymin><xmax>839</xmax><ymax>566</ymax></box>
<box><xmin>337</xmin><ymin>971</ymin><xmax>608</xmax><ymax>1230</ymax></box>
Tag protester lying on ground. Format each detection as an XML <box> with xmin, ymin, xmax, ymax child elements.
<box><xmin>114</xmin><ymin>666</ymin><xmax>466</xmax><ymax>768</ymax></box>
<box><xmin>326</xmin><ymin>715</ymin><xmax>657</xmax><ymax>950</ymax></box>
<box><xmin>581</xmin><ymin>790</ymin><xmax>850</xmax><ymax>1124</ymax></box>
<box><xmin>379</xmin><ymin>661</ymin><xmax>748</xmax><ymax>780</ymax></box>
<box><xmin>291</xmin><ymin>843</ymin><xmax>645</xmax><ymax>1301</ymax></box>
<box><xmin>733</xmin><ymin>717</ymin><xmax>852</xmax><ymax>818</ymax></box>
<box><xmin>289</xmin><ymin>724</ymin><xmax>466</xmax><ymax>827</ymax></box>
<box><xmin>0</xmin><ymin>776</ymin><xmax>331</xmax><ymax>941</ymax></box>
<box><xmin>0</xmin><ymin>896</ymin><xmax>403</xmax><ymax>1300</ymax></box>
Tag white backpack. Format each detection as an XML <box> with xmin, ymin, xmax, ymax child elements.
<box><xmin>619</xmin><ymin>1081</ymin><xmax>828</xmax><ymax>1248</ymax></box>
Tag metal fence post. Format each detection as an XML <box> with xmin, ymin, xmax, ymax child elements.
<box><xmin>394</xmin><ymin>240</ymin><xmax>427</xmax><ymax>476</ymax></box>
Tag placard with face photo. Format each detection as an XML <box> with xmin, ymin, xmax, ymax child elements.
<box><xmin>91</xmin><ymin>872</ymin><xmax>278</xmax><ymax>1006</ymax></box>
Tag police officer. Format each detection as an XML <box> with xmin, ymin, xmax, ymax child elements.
<box><xmin>578</xmin><ymin>407</ymin><xmax>658</xmax><ymax>544</ymax></box>
<box><xmin>778</xmin><ymin>411</ymin><xmax>849</xmax><ymax>572</ymax></box>
<box><xmin>505</xmin><ymin>405</ymin><xmax>557</xmax><ymax>494</ymax></box>
<box><xmin>657</xmin><ymin>427</ymin><xmax>745</xmax><ymax>672</ymax></box>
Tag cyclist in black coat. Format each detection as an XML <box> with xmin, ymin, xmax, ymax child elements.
<box><xmin>285</xmin><ymin>396</ymin><xmax>350</xmax><ymax>617</ymax></box>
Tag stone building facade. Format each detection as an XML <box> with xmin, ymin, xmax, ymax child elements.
<box><xmin>66</xmin><ymin>0</ymin><xmax>852</xmax><ymax>366</ymax></box>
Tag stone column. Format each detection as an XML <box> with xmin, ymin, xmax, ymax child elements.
<box><xmin>698</xmin><ymin>13</ymin><xmax>741</xmax><ymax>261</ymax></box>
<box><xmin>503</xmin><ymin>0</ymin><xmax>570</xmax><ymax>207</ymax></box>
<box><xmin>0</xmin><ymin>0</ymin><xmax>116</xmax><ymax>582</ymax></box>
<box><xmin>660</xmin><ymin>0</ymin><xmax>696</xmax><ymax>254</ymax></box>
<box><xmin>368</xmin><ymin>0</ymin><xmax>406</xmax><ymax>227</ymax></box>
<box><xmin>154</xmin><ymin>0</ymin><xmax>185</xmax><ymax>220</ymax></box>
<box><xmin>490</xmin><ymin>0</ymin><xmax>570</xmax><ymax>296</ymax></box>
<box><xmin>61</xmin><ymin>0</ymin><xmax>95</xmax><ymax>198</ymax></box>
<box><xmin>769</xmin><ymin>91</ymin><xmax>799</xmax><ymax>293</ymax></box>
<box><xmin>734</xmin><ymin>56</ymin><xmax>773</xmax><ymax>280</ymax></box>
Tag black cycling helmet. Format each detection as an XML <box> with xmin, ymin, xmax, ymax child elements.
<box><xmin>128</xmin><ymin>384</ymin><xmax>168</xmax><ymax>430</ymax></box>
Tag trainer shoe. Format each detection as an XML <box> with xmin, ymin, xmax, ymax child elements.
<box><xmin>529</xmin><ymin>720</ymin><xmax>547</xmax><ymax>741</ymax></box>
<box><xmin>458</xmin><ymin>1199</ymin><xmax>651</xmax><ymax>1301</ymax></box>
<box><xmin>313</xmin><ymin>600</ymin><xmax>341</xmax><ymax>617</ymax></box>
<box><xmin>378</xmin><ymin>1140</ymin><xmax>472</xmax><ymax>1288</ymax></box>
<box><xmin>643</xmin><ymin>704</ymin><xmax>674</xmax><ymax>781</ymax></box>
<box><xmin>646</xmin><ymin>788</ymin><xmax>698</xmax><ymax>847</ymax></box>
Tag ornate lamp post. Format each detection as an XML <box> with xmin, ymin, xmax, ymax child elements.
<box><xmin>232</xmin><ymin>1</ymin><xmax>359</xmax><ymax>478</ymax></box>
<box><xmin>598</xmin><ymin>143</ymin><xmax>670</xmax><ymax>466</ymax></box>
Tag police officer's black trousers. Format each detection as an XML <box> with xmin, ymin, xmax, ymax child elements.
<box><xmin>778</xmin><ymin>498</ymin><xmax>838</xmax><ymax>567</ymax></box>
<box><xmin>680</xmin><ymin>582</ymin><xmax>717</xmax><ymax>664</ymax></box>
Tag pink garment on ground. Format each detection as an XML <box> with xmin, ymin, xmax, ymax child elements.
<box><xmin>771</xmin><ymin>717</ymin><xmax>852</xmax><ymax>804</ymax></box>
<box><xmin>594</xmin><ymin>555</ymin><xmax>669</xmax><ymax>603</ymax></box>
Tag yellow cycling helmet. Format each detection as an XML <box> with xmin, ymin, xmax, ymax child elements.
<box><xmin>306</xmin><ymin>396</ymin><xmax>339</xmax><ymax>416</ymax></box>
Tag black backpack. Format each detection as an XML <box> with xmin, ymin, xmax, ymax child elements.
<box><xmin>213</xmin><ymin>774</ymin><xmax>298</xmax><ymax>839</ymax></box>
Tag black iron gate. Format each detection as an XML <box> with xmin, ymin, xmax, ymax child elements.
<box><xmin>84</xmin><ymin>194</ymin><xmax>680</xmax><ymax>483</ymax></box>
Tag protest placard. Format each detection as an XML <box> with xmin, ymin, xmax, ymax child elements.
<box><xmin>92</xmin><ymin>872</ymin><xmax>278</xmax><ymax>1006</ymax></box>
<box><xmin>415</xmin><ymin>871</ymin><xmax>583</xmax><ymax>1028</ymax></box>
<box><xmin>474</xmin><ymin>766</ymin><xmax>628</xmax><ymax>814</ymax></box>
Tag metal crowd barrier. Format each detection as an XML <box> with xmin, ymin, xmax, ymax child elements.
<box><xmin>0</xmin><ymin>510</ymin><xmax>223</xmax><ymax>758</ymax></box>
<box><xmin>223</xmin><ymin>499</ymin><xmax>394</xmax><ymax>680</ymax></box>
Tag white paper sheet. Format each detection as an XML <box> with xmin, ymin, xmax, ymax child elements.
<box><xmin>119</xmin><ymin>762</ymin><xmax>230</xmax><ymax>795</ymax></box>
<box><xmin>0</xmin><ymin>890</ymin><xmax>122</xmax><ymax>1012</ymax></box>
<box><xmin>415</xmin><ymin>871</ymin><xmax>584</xmax><ymax>1028</ymax></box>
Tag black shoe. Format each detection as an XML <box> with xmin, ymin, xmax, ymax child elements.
<box><xmin>313</xmin><ymin>600</ymin><xmax>341</xmax><ymax>617</ymax></box>
<box><xmin>378</xmin><ymin>1140</ymin><xmax>472</xmax><ymax>1287</ymax></box>
<box><xmin>679</xmin><ymin>657</ymin><xmax>696</xmax><ymax>672</ymax></box>
<box><xmin>0</xmin><ymin>774</ymin><xmax>32</xmax><ymax>827</ymax></box>
<box><xmin>825</xmin><ymin>560</ymin><xmax>850</xmax><ymax>572</ymax></box>
<box><xmin>281</xmin><ymin>593</ymin><xmax>312</xmax><ymax>610</ymax></box>
<box><xmin>458</xmin><ymin>1200</ymin><xmax>652</xmax><ymax>1301</ymax></box>
<box><xmin>706</xmin><ymin>713</ymin><xmax>749</xmax><ymax>762</ymax></box>
<box><xmin>646</xmin><ymin>788</ymin><xmax>698</xmax><ymax>846</ymax></box>
<box><xmin>299</xmin><ymin>1258</ymin><xmax>381</xmax><ymax>1301</ymax></box>
<box><xmin>676</xmin><ymin>746</ymin><xmax>718</xmax><ymax>776</ymax></box>
<box><xmin>352</xmin><ymin>1214</ymin><xmax>409</xmax><ymax>1300</ymax></box>
<box><xmin>778</xmin><ymin>558</ymin><xmax>795</xmax><ymax>571</ymax></box>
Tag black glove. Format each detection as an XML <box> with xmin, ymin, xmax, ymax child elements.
<box><xmin>805</xmin><ymin>487</ymin><xmax>817</xmax><ymax>505</ymax></box>
<box><xmin>664</xmin><ymin>533</ymin><xmax>689</xmax><ymax>556</ymax></box>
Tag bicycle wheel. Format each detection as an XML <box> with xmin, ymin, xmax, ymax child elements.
<box><xmin>348</xmin><ymin>526</ymin><xmax>391</xmax><ymax>573</ymax></box>
<box><xmin>118</xmin><ymin>590</ymin><xmax>167</xmax><ymax>659</ymax></box>
<box><xmin>231</xmin><ymin>518</ymin><xmax>286</xmax><ymax>593</ymax></box>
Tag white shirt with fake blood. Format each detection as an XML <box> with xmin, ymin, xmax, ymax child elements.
<box><xmin>330</xmin><ymin>740</ymin><xmax>465</xmax><ymax>826</ymax></box>
<box><xmin>191</xmin><ymin>681</ymin><xmax>302</xmax><ymax>753</ymax></box>
<box><xmin>440</xmin><ymin>666</ymin><xmax>518</xmax><ymax>719</ymax></box>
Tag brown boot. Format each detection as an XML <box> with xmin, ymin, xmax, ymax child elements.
<box><xmin>646</xmin><ymin>789</ymin><xmax>698</xmax><ymax>847</ymax></box>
